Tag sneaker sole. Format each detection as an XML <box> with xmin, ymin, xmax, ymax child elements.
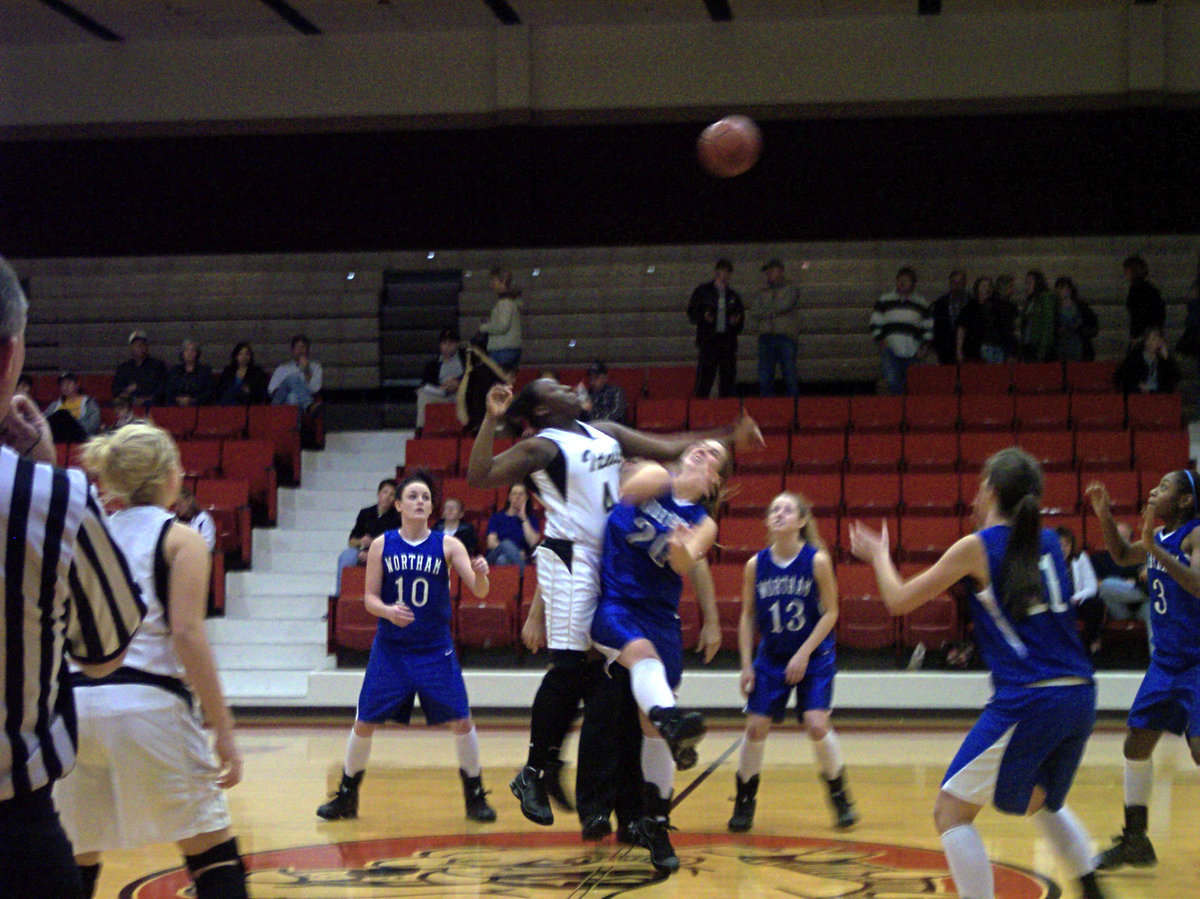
<box><xmin>509</xmin><ymin>779</ymin><xmax>553</xmax><ymax>826</ymax></box>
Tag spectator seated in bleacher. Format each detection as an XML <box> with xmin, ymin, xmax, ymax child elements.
<box><xmin>485</xmin><ymin>483</ymin><xmax>540</xmax><ymax>568</ymax></box>
<box><xmin>1091</xmin><ymin>520</ymin><xmax>1150</xmax><ymax>628</ymax></box>
<box><xmin>112</xmin><ymin>329</ymin><xmax>168</xmax><ymax>407</ymax></box>
<box><xmin>107</xmin><ymin>395</ymin><xmax>135</xmax><ymax>431</ymax></box>
<box><xmin>416</xmin><ymin>327</ymin><xmax>465</xmax><ymax>429</ymax></box>
<box><xmin>1114</xmin><ymin>326</ymin><xmax>1180</xmax><ymax>395</ymax></box>
<box><xmin>269</xmin><ymin>333</ymin><xmax>322</xmax><ymax>411</ymax></box>
<box><xmin>335</xmin><ymin>478</ymin><xmax>400</xmax><ymax>594</ymax></box>
<box><xmin>435</xmin><ymin>496</ymin><xmax>478</xmax><ymax>557</ymax></box>
<box><xmin>577</xmin><ymin>361</ymin><xmax>628</xmax><ymax>424</ymax></box>
<box><xmin>174</xmin><ymin>486</ymin><xmax>216</xmax><ymax>552</ymax></box>
<box><xmin>162</xmin><ymin>338</ymin><xmax>215</xmax><ymax>407</ymax></box>
<box><xmin>45</xmin><ymin>371</ymin><xmax>101</xmax><ymax>443</ymax></box>
<box><xmin>1057</xmin><ymin>526</ymin><xmax>1102</xmax><ymax>656</ymax></box>
<box><xmin>215</xmin><ymin>341</ymin><xmax>269</xmax><ymax>406</ymax></box>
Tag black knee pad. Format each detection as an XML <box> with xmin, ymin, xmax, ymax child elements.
<box><xmin>78</xmin><ymin>863</ymin><xmax>101</xmax><ymax>898</ymax></box>
<box><xmin>184</xmin><ymin>838</ymin><xmax>248</xmax><ymax>899</ymax></box>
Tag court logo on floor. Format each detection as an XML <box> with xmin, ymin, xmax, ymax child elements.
<box><xmin>121</xmin><ymin>832</ymin><xmax>1059</xmax><ymax>897</ymax></box>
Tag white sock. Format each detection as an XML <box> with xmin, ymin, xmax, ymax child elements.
<box><xmin>811</xmin><ymin>731</ymin><xmax>844</xmax><ymax>780</ymax></box>
<box><xmin>641</xmin><ymin>736</ymin><xmax>675</xmax><ymax>800</ymax></box>
<box><xmin>940</xmin><ymin>824</ymin><xmax>994</xmax><ymax>899</ymax></box>
<box><xmin>455</xmin><ymin>726</ymin><xmax>482</xmax><ymax>778</ymax></box>
<box><xmin>630</xmin><ymin>658</ymin><xmax>676</xmax><ymax>716</ymax></box>
<box><xmin>738</xmin><ymin>737</ymin><xmax>767</xmax><ymax>781</ymax></box>
<box><xmin>1033</xmin><ymin>805</ymin><xmax>1093</xmax><ymax>879</ymax></box>
<box><xmin>1123</xmin><ymin>757</ymin><xmax>1153</xmax><ymax>807</ymax></box>
<box><xmin>344</xmin><ymin>730</ymin><xmax>373</xmax><ymax>777</ymax></box>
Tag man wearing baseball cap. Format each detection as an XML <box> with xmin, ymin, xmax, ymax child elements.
<box><xmin>577</xmin><ymin>362</ymin><xmax>628</xmax><ymax>425</ymax></box>
<box><xmin>749</xmin><ymin>258</ymin><xmax>802</xmax><ymax>397</ymax></box>
<box><xmin>111</xmin><ymin>329</ymin><xmax>168</xmax><ymax>407</ymax></box>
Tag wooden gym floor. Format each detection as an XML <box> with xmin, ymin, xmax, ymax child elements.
<box><xmin>91</xmin><ymin>717</ymin><xmax>1199</xmax><ymax>898</ymax></box>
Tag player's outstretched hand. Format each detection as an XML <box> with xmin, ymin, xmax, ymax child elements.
<box><xmin>390</xmin><ymin>602</ymin><xmax>415</xmax><ymax>628</ymax></box>
<box><xmin>485</xmin><ymin>384</ymin><xmax>514</xmax><ymax>419</ymax></box>
<box><xmin>732</xmin><ymin>411</ymin><xmax>765</xmax><ymax>451</ymax></box>
<box><xmin>214</xmin><ymin>731</ymin><xmax>243</xmax><ymax>789</ymax></box>
<box><xmin>1140</xmin><ymin>503</ymin><xmax>1156</xmax><ymax>548</ymax></box>
<box><xmin>0</xmin><ymin>395</ymin><xmax>54</xmax><ymax>464</ymax></box>
<box><xmin>739</xmin><ymin>667</ymin><xmax>755</xmax><ymax>698</ymax></box>
<box><xmin>848</xmin><ymin>520</ymin><xmax>889</xmax><ymax>564</ymax></box>
<box><xmin>1084</xmin><ymin>481</ymin><xmax>1111</xmax><ymax>518</ymax></box>
<box><xmin>697</xmin><ymin>619</ymin><xmax>721</xmax><ymax>664</ymax></box>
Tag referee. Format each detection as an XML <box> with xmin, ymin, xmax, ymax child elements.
<box><xmin>0</xmin><ymin>257</ymin><xmax>145</xmax><ymax>898</ymax></box>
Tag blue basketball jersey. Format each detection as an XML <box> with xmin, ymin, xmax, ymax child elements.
<box><xmin>753</xmin><ymin>543</ymin><xmax>835</xmax><ymax>662</ymax></box>
<box><xmin>971</xmin><ymin>526</ymin><xmax>1093</xmax><ymax>688</ymax></box>
<box><xmin>377</xmin><ymin>529</ymin><xmax>453</xmax><ymax>652</ymax></box>
<box><xmin>600</xmin><ymin>494</ymin><xmax>709</xmax><ymax>623</ymax></box>
<box><xmin>1146</xmin><ymin>519</ymin><xmax>1200</xmax><ymax>670</ymax></box>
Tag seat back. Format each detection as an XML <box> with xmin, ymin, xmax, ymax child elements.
<box><xmin>194</xmin><ymin>405</ymin><xmax>248</xmax><ymax>438</ymax></box>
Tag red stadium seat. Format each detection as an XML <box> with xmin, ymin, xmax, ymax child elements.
<box><xmin>642</xmin><ymin>366</ymin><xmax>696</xmax><ymax>399</ymax></box>
<box><xmin>838</xmin><ymin>515</ymin><xmax>898</xmax><ymax>561</ymax></box>
<box><xmin>1009</xmin><ymin>362</ymin><xmax>1064</xmax><ymax>394</ymax></box>
<box><xmin>1077</xmin><ymin>430</ymin><xmax>1132</xmax><ymax>472</ymax></box>
<box><xmin>849</xmin><ymin>396</ymin><xmax>904</xmax><ymax>433</ymax></box>
<box><xmin>440</xmin><ymin>477</ymin><xmax>498</xmax><ymax>523</ymax></box>
<box><xmin>149</xmin><ymin>406</ymin><xmax>196</xmax><ymax>439</ymax></box>
<box><xmin>710</xmin><ymin>563</ymin><xmax>747</xmax><ymax>650</ymax></box>
<box><xmin>178</xmin><ymin>439</ymin><xmax>222</xmax><ymax>478</ymax></box>
<box><xmin>606</xmin><ymin>366</ymin><xmax>646</xmax><ymax>400</ymax></box>
<box><xmin>959</xmin><ymin>364</ymin><xmax>1011</xmax><ymax>395</ymax></box>
<box><xmin>1065</xmin><ymin>361</ymin><xmax>1119</xmax><ymax>393</ymax></box>
<box><xmin>725</xmin><ymin>473</ymin><xmax>786</xmax><ymax>517</ymax></box>
<box><xmin>208</xmin><ymin>550</ymin><xmax>226</xmax><ymax>616</ymax></box>
<box><xmin>221</xmin><ymin>438</ymin><xmax>278</xmax><ymax>524</ymax></box>
<box><xmin>902</xmin><ymin>472</ymin><xmax>961</xmax><ymax>515</ymax></box>
<box><xmin>900</xmin><ymin>515</ymin><xmax>963</xmax><ymax>562</ymax></box>
<box><xmin>1126</xmin><ymin>394</ymin><xmax>1183</xmax><ymax>431</ymax></box>
<box><xmin>843</xmin><ymin>473</ymin><xmax>901</xmax><ymax>515</ymax></box>
<box><xmin>1014</xmin><ymin>393</ymin><xmax>1069</xmax><ymax>431</ymax></box>
<box><xmin>717</xmin><ymin>517</ymin><xmax>764</xmax><ymax>563</ymax></box>
<box><xmin>958</xmin><ymin>430</ymin><xmax>1014</xmax><ymax>472</ymax></box>
<box><xmin>735</xmin><ymin>431</ymin><xmax>789</xmax><ymax>474</ymax></box>
<box><xmin>1070</xmin><ymin>393</ymin><xmax>1125</xmax><ymax>431</ymax></box>
<box><xmin>78</xmin><ymin>373</ymin><xmax>114</xmax><ymax>405</ymax></box>
<box><xmin>1040</xmin><ymin>470</ymin><xmax>1081</xmax><ymax>514</ymax></box>
<box><xmin>1016</xmin><ymin>430</ymin><xmax>1075</xmax><ymax>473</ymax></box>
<box><xmin>742</xmin><ymin>397</ymin><xmax>795</xmax><ymax>433</ymax></box>
<box><xmin>689</xmin><ymin>397</ymin><xmax>741</xmax><ymax>430</ymax></box>
<box><xmin>959</xmin><ymin>394</ymin><xmax>1015</xmax><ymax>431</ymax></box>
<box><xmin>903</xmin><ymin>432</ymin><xmax>959</xmax><ymax>473</ymax></box>
<box><xmin>845</xmin><ymin>431</ymin><xmax>903</xmax><ymax>473</ymax></box>
<box><xmin>333</xmin><ymin>567</ymin><xmax>375</xmax><ymax>654</ymax></box>
<box><xmin>905</xmin><ymin>394</ymin><xmax>959</xmax><ymax>432</ymax></box>
<box><xmin>899</xmin><ymin>594</ymin><xmax>960</xmax><ymax>649</ymax></box>
<box><xmin>457</xmin><ymin>436</ymin><xmax>512</xmax><ymax>477</ymax></box>
<box><xmin>194</xmin><ymin>405</ymin><xmax>247</xmax><ymax>439</ymax></box>
<box><xmin>1085</xmin><ymin>469</ymin><xmax>1140</xmax><ymax>515</ymax></box>
<box><xmin>790</xmin><ymin>432</ymin><xmax>845</xmax><ymax>474</ymax></box>
<box><xmin>195</xmin><ymin>477</ymin><xmax>252</xmax><ymax>564</ymax></box>
<box><xmin>906</xmin><ymin>364</ymin><xmax>958</xmax><ymax>394</ymax></box>
<box><xmin>420</xmin><ymin>402</ymin><xmax>463</xmax><ymax>437</ymax></box>
<box><xmin>795</xmin><ymin>396</ymin><xmax>850</xmax><ymax>433</ymax></box>
<box><xmin>837</xmin><ymin>566</ymin><xmax>896</xmax><ymax>650</ymax></box>
<box><xmin>247</xmin><ymin>405</ymin><xmax>302</xmax><ymax>484</ymax></box>
<box><xmin>785</xmin><ymin>473</ymin><xmax>842</xmax><ymax>515</ymax></box>
<box><xmin>1133</xmin><ymin>430</ymin><xmax>1190</xmax><ymax>474</ymax></box>
<box><xmin>404</xmin><ymin>437</ymin><xmax>459</xmax><ymax>477</ymax></box>
<box><xmin>457</xmin><ymin>565</ymin><xmax>520</xmax><ymax>649</ymax></box>
<box><xmin>636</xmin><ymin>398</ymin><xmax>688</xmax><ymax>432</ymax></box>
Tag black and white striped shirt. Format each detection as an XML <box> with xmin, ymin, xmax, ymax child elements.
<box><xmin>0</xmin><ymin>446</ymin><xmax>144</xmax><ymax>800</ymax></box>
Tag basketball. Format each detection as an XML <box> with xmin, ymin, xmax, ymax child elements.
<box><xmin>697</xmin><ymin>115</ymin><xmax>762</xmax><ymax>177</ymax></box>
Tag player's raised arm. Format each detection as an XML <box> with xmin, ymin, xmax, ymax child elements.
<box><xmin>595</xmin><ymin>409</ymin><xmax>764</xmax><ymax>465</ymax></box>
<box><xmin>849</xmin><ymin>520</ymin><xmax>986</xmax><ymax>616</ymax></box>
<box><xmin>466</xmin><ymin>384</ymin><xmax>557</xmax><ymax>488</ymax></box>
<box><xmin>1084</xmin><ymin>480</ymin><xmax>1148</xmax><ymax>566</ymax></box>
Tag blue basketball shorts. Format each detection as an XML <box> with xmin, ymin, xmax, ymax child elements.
<box><xmin>591</xmin><ymin>601</ymin><xmax>683</xmax><ymax>690</ymax></box>
<box><xmin>1127</xmin><ymin>658</ymin><xmax>1200</xmax><ymax>737</ymax></box>
<box><xmin>942</xmin><ymin>682</ymin><xmax>1096</xmax><ymax>815</ymax></box>
<box><xmin>357</xmin><ymin>638</ymin><xmax>471</xmax><ymax>726</ymax></box>
<box><xmin>745</xmin><ymin>647</ymin><xmax>836</xmax><ymax>723</ymax></box>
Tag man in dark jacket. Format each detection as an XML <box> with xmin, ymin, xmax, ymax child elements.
<box><xmin>111</xmin><ymin>330</ymin><xmax>168</xmax><ymax>406</ymax></box>
<box><xmin>931</xmin><ymin>269</ymin><xmax>970</xmax><ymax>364</ymax></box>
<box><xmin>1123</xmin><ymin>255</ymin><xmax>1166</xmax><ymax>340</ymax></box>
<box><xmin>334</xmin><ymin>478</ymin><xmax>401</xmax><ymax>593</ymax></box>
<box><xmin>687</xmin><ymin>258</ymin><xmax>744</xmax><ymax>398</ymax></box>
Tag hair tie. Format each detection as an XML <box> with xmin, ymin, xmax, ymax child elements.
<box><xmin>1184</xmin><ymin>469</ymin><xmax>1199</xmax><ymax>513</ymax></box>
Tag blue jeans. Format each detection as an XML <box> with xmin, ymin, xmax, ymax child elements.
<box><xmin>880</xmin><ymin>348</ymin><xmax>916</xmax><ymax>395</ymax></box>
<box><xmin>336</xmin><ymin>547</ymin><xmax>363</xmax><ymax>594</ymax></box>
<box><xmin>489</xmin><ymin>348</ymin><xmax>522</xmax><ymax>372</ymax></box>
<box><xmin>758</xmin><ymin>334</ymin><xmax>798</xmax><ymax>397</ymax></box>
<box><xmin>486</xmin><ymin>539</ymin><xmax>525</xmax><ymax>568</ymax></box>
<box><xmin>271</xmin><ymin>371</ymin><xmax>315</xmax><ymax>408</ymax></box>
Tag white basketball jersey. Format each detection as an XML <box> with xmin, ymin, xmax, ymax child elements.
<box><xmin>529</xmin><ymin>422</ymin><xmax>622</xmax><ymax>551</ymax></box>
<box><xmin>106</xmin><ymin>505</ymin><xmax>185</xmax><ymax>679</ymax></box>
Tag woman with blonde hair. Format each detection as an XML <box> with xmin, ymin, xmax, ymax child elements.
<box><xmin>54</xmin><ymin>422</ymin><xmax>247</xmax><ymax>898</ymax></box>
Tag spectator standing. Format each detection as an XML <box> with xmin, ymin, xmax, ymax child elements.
<box><xmin>931</xmin><ymin>269</ymin><xmax>970</xmax><ymax>364</ymax></box>
<box><xmin>112</xmin><ymin>329</ymin><xmax>168</xmax><ymax>407</ymax></box>
<box><xmin>175</xmin><ymin>487</ymin><xmax>217</xmax><ymax>552</ymax></box>
<box><xmin>1123</xmin><ymin>255</ymin><xmax>1166</xmax><ymax>340</ymax></box>
<box><xmin>163</xmin><ymin>339</ymin><xmax>214</xmax><ymax>407</ymax></box>
<box><xmin>1054</xmin><ymin>277</ymin><xmax>1099</xmax><ymax>363</ymax></box>
<box><xmin>416</xmin><ymin>328</ymin><xmax>466</xmax><ymax>429</ymax></box>
<box><xmin>485</xmin><ymin>483</ymin><xmax>541</xmax><ymax>567</ymax></box>
<box><xmin>335</xmin><ymin>479</ymin><xmax>401</xmax><ymax>594</ymax></box>
<box><xmin>479</xmin><ymin>267</ymin><xmax>523</xmax><ymax>372</ymax></box>
<box><xmin>749</xmin><ymin>258</ymin><xmax>800</xmax><ymax>397</ymax></box>
<box><xmin>435</xmin><ymin>497</ymin><xmax>479</xmax><ymax>558</ymax></box>
<box><xmin>577</xmin><ymin>362</ymin><xmax>628</xmax><ymax>424</ymax></box>
<box><xmin>45</xmin><ymin>371</ymin><xmax>102</xmax><ymax>442</ymax></box>
<box><xmin>1019</xmin><ymin>269</ymin><xmax>1058</xmax><ymax>362</ymax></box>
<box><xmin>0</xmin><ymin>256</ymin><xmax>145</xmax><ymax>898</ymax></box>
<box><xmin>1115</xmin><ymin>327</ymin><xmax>1180</xmax><ymax>395</ymax></box>
<box><xmin>869</xmin><ymin>266</ymin><xmax>931</xmax><ymax>395</ymax></box>
<box><xmin>688</xmin><ymin>258</ymin><xmax>745</xmax><ymax>398</ymax></box>
<box><xmin>269</xmin><ymin>334</ymin><xmax>322</xmax><ymax>410</ymax></box>
<box><xmin>215</xmin><ymin>342</ymin><xmax>268</xmax><ymax>406</ymax></box>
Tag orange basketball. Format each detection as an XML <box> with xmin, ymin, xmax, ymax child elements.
<box><xmin>697</xmin><ymin>115</ymin><xmax>762</xmax><ymax>177</ymax></box>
